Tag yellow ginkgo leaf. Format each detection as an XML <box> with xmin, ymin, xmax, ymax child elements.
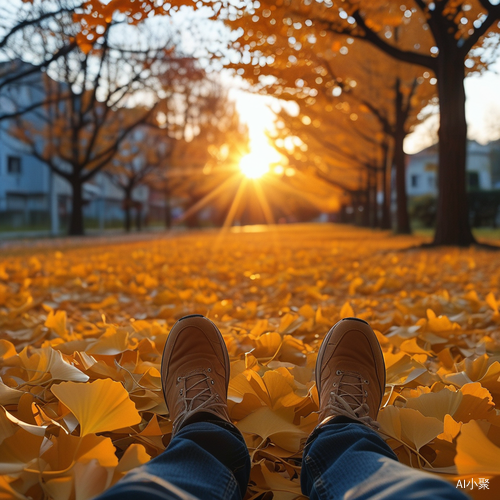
<box><xmin>340</xmin><ymin>301</ymin><xmax>354</xmax><ymax>318</ymax></box>
<box><xmin>426</xmin><ymin>310</ymin><xmax>460</xmax><ymax>333</ymax></box>
<box><xmin>405</xmin><ymin>387</ymin><xmax>462</xmax><ymax>421</ymax></box>
<box><xmin>384</xmin><ymin>352</ymin><xmax>429</xmax><ymax>386</ymax></box>
<box><xmin>486</xmin><ymin>292</ymin><xmax>498</xmax><ymax>313</ymax></box>
<box><xmin>0</xmin><ymin>378</ymin><xmax>24</xmax><ymax>405</ymax></box>
<box><xmin>45</xmin><ymin>310</ymin><xmax>69</xmax><ymax>338</ymax></box>
<box><xmin>298</xmin><ymin>304</ymin><xmax>315</xmax><ymax>319</ymax></box>
<box><xmin>0</xmin><ymin>340</ymin><xmax>17</xmax><ymax>361</ymax></box>
<box><xmin>237</xmin><ymin>406</ymin><xmax>308</xmax><ymax>453</ymax></box>
<box><xmin>0</xmin><ymin>407</ymin><xmax>46</xmax><ymax>438</ymax></box>
<box><xmin>455</xmin><ymin>420</ymin><xmax>500</xmax><ymax>475</ymax></box>
<box><xmin>19</xmin><ymin>347</ymin><xmax>89</xmax><ymax>384</ymax></box>
<box><xmin>40</xmin><ymin>432</ymin><xmax>119</xmax><ymax>476</ymax></box>
<box><xmin>253</xmin><ymin>332</ymin><xmax>282</xmax><ymax>360</ymax></box>
<box><xmin>378</xmin><ymin>406</ymin><xmax>444</xmax><ymax>451</ymax></box>
<box><xmin>86</xmin><ymin>327</ymin><xmax>130</xmax><ymax>355</ymax></box>
<box><xmin>437</xmin><ymin>414</ymin><xmax>462</xmax><ymax>443</ymax></box>
<box><xmin>114</xmin><ymin>443</ymin><xmax>151</xmax><ymax>475</ymax></box>
<box><xmin>0</xmin><ymin>428</ymin><xmax>43</xmax><ymax>474</ymax></box>
<box><xmin>51</xmin><ymin>379</ymin><xmax>142</xmax><ymax>436</ymax></box>
<box><xmin>259</xmin><ymin>462</ymin><xmax>303</xmax><ymax>497</ymax></box>
<box><xmin>315</xmin><ymin>307</ymin><xmax>332</xmax><ymax>326</ymax></box>
<box><xmin>348</xmin><ymin>277</ymin><xmax>363</xmax><ymax>295</ymax></box>
<box><xmin>0</xmin><ymin>474</ymin><xmax>27</xmax><ymax>499</ymax></box>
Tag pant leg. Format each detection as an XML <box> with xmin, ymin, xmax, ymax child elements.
<box><xmin>301</xmin><ymin>417</ymin><xmax>470</xmax><ymax>500</ymax></box>
<box><xmin>97</xmin><ymin>420</ymin><xmax>251</xmax><ymax>500</ymax></box>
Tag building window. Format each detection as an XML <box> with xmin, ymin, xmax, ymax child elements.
<box><xmin>428</xmin><ymin>175</ymin><xmax>435</xmax><ymax>188</ymax></box>
<box><xmin>468</xmin><ymin>171</ymin><xmax>479</xmax><ymax>189</ymax></box>
<box><xmin>411</xmin><ymin>174</ymin><xmax>419</xmax><ymax>187</ymax></box>
<box><xmin>7</xmin><ymin>156</ymin><xmax>21</xmax><ymax>175</ymax></box>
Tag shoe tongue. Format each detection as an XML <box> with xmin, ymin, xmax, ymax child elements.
<box><xmin>185</xmin><ymin>372</ymin><xmax>211</xmax><ymax>408</ymax></box>
<box><xmin>339</xmin><ymin>373</ymin><xmax>363</xmax><ymax>409</ymax></box>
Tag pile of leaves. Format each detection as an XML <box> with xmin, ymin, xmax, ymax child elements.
<box><xmin>1</xmin><ymin>225</ymin><xmax>499</xmax><ymax>499</ymax></box>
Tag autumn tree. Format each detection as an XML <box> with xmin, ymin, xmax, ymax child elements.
<box><xmin>270</xmin><ymin>99</ymin><xmax>386</xmax><ymax>227</ymax></box>
<box><xmin>225</xmin><ymin>0</ymin><xmax>500</xmax><ymax>245</ymax></box>
<box><xmin>0</xmin><ymin>1</ymin><xmax>79</xmax><ymax>93</ymax></box>
<box><xmin>0</xmin><ymin>1</ymin><xmax>82</xmax><ymax>122</ymax></box>
<box><xmin>228</xmin><ymin>20</ymin><xmax>432</xmax><ymax>232</ymax></box>
<box><xmin>0</xmin><ymin>0</ymin><xmax>220</xmax><ymax>122</ymax></box>
<box><xmin>5</xmin><ymin>11</ymin><xmax>202</xmax><ymax>236</ymax></box>
<box><xmin>164</xmin><ymin>86</ymin><xmax>251</xmax><ymax>227</ymax></box>
<box><xmin>316</xmin><ymin>0</ymin><xmax>500</xmax><ymax>245</ymax></box>
<box><xmin>105</xmin><ymin>121</ymin><xmax>173</xmax><ymax>232</ymax></box>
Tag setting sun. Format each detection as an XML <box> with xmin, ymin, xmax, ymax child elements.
<box><xmin>239</xmin><ymin>136</ymin><xmax>282</xmax><ymax>179</ymax></box>
<box><xmin>239</xmin><ymin>154</ymin><xmax>270</xmax><ymax>178</ymax></box>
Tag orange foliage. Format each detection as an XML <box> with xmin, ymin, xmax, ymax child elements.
<box><xmin>1</xmin><ymin>225</ymin><xmax>500</xmax><ymax>499</ymax></box>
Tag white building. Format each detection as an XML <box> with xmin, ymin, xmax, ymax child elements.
<box><xmin>0</xmin><ymin>126</ymin><xmax>153</xmax><ymax>234</ymax></box>
<box><xmin>406</xmin><ymin>140</ymin><xmax>500</xmax><ymax>197</ymax></box>
<box><xmin>0</xmin><ymin>62</ymin><xmax>159</xmax><ymax>235</ymax></box>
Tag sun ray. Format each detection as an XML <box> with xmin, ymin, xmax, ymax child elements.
<box><xmin>264</xmin><ymin>173</ymin><xmax>332</xmax><ymax>211</ymax></box>
<box><xmin>252</xmin><ymin>180</ymin><xmax>281</xmax><ymax>253</ymax></box>
<box><xmin>222</xmin><ymin>177</ymin><xmax>249</xmax><ymax>231</ymax></box>
<box><xmin>212</xmin><ymin>177</ymin><xmax>249</xmax><ymax>253</ymax></box>
<box><xmin>175</xmin><ymin>173</ymin><xmax>240</xmax><ymax>224</ymax></box>
<box><xmin>252</xmin><ymin>181</ymin><xmax>276</xmax><ymax>226</ymax></box>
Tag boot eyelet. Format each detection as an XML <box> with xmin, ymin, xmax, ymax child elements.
<box><xmin>364</xmin><ymin>390</ymin><xmax>368</xmax><ymax>396</ymax></box>
<box><xmin>364</xmin><ymin>380</ymin><xmax>369</xmax><ymax>384</ymax></box>
<box><xmin>177</xmin><ymin>377</ymin><xmax>181</xmax><ymax>382</ymax></box>
<box><xmin>179</xmin><ymin>389</ymin><xmax>183</xmax><ymax>395</ymax></box>
<box><xmin>332</xmin><ymin>383</ymin><xmax>336</xmax><ymax>387</ymax></box>
<box><xmin>211</xmin><ymin>380</ymin><xmax>215</xmax><ymax>385</ymax></box>
<box><xmin>336</xmin><ymin>370</ymin><xmax>342</xmax><ymax>375</ymax></box>
<box><xmin>207</xmin><ymin>368</ymin><xmax>211</xmax><ymax>372</ymax></box>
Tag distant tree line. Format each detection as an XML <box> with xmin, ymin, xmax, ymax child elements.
<box><xmin>0</xmin><ymin>0</ymin><xmax>249</xmax><ymax>235</ymax></box>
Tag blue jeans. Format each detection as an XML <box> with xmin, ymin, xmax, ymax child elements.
<box><xmin>97</xmin><ymin>419</ymin><xmax>250</xmax><ymax>500</ymax></box>
<box><xmin>97</xmin><ymin>417</ymin><xmax>468</xmax><ymax>500</ymax></box>
<box><xmin>301</xmin><ymin>417</ymin><xmax>469</xmax><ymax>499</ymax></box>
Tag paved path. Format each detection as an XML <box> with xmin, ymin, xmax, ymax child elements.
<box><xmin>0</xmin><ymin>227</ymin><xmax>183</xmax><ymax>252</ymax></box>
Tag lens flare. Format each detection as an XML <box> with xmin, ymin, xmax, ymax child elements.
<box><xmin>239</xmin><ymin>154</ymin><xmax>270</xmax><ymax>179</ymax></box>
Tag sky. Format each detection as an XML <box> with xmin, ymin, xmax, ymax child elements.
<box><xmin>233</xmin><ymin>60</ymin><xmax>500</xmax><ymax>158</ymax></box>
<box><xmin>132</xmin><ymin>6</ymin><xmax>500</xmax><ymax>160</ymax></box>
<box><xmin>4</xmin><ymin>3</ymin><xmax>497</xmax><ymax>162</ymax></box>
<box><xmin>404</xmin><ymin>59</ymin><xmax>500</xmax><ymax>154</ymax></box>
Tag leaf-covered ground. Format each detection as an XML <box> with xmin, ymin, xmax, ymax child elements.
<box><xmin>1</xmin><ymin>224</ymin><xmax>499</xmax><ymax>500</ymax></box>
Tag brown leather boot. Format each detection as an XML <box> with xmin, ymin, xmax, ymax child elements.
<box><xmin>315</xmin><ymin>317</ymin><xmax>386</xmax><ymax>431</ymax></box>
<box><xmin>161</xmin><ymin>314</ymin><xmax>231</xmax><ymax>436</ymax></box>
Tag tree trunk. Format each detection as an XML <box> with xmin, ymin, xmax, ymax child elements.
<box><xmin>393</xmin><ymin>133</ymin><xmax>410</xmax><ymax>234</ymax></box>
<box><xmin>380</xmin><ymin>143</ymin><xmax>392</xmax><ymax>229</ymax></box>
<box><xmin>369</xmin><ymin>170</ymin><xmax>378</xmax><ymax>228</ymax></box>
<box><xmin>123</xmin><ymin>190</ymin><xmax>132</xmax><ymax>232</ymax></box>
<box><xmin>124</xmin><ymin>204</ymin><xmax>132</xmax><ymax>232</ymax></box>
<box><xmin>165</xmin><ymin>189</ymin><xmax>172</xmax><ymax>229</ymax></box>
<box><xmin>361</xmin><ymin>186</ymin><xmax>370</xmax><ymax>227</ymax></box>
<box><xmin>135</xmin><ymin>204</ymin><xmax>142</xmax><ymax>231</ymax></box>
<box><xmin>365</xmin><ymin>175</ymin><xmax>372</xmax><ymax>227</ymax></box>
<box><xmin>352</xmin><ymin>191</ymin><xmax>360</xmax><ymax>225</ymax></box>
<box><xmin>69</xmin><ymin>179</ymin><xmax>84</xmax><ymax>236</ymax></box>
<box><xmin>432</xmin><ymin>49</ymin><xmax>476</xmax><ymax>246</ymax></box>
<box><xmin>393</xmin><ymin>79</ymin><xmax>411</xmax><ymax>234</ymax></box>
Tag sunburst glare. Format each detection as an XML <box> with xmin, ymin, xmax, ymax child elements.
<box><xmin>239</xmin><ymin>153</ymin><xmax>270</xmax><ymax>178</ymax></box>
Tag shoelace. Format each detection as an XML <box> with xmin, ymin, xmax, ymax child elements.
<box><xmin>321</xmin><ymin>370</ymin><xmax>380</xmax><ymax>431</ymax></box>
<box><xmin>173</xmin><ymin>369</ymin><xmax>226</xmax><ymax>433</ymax></box>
